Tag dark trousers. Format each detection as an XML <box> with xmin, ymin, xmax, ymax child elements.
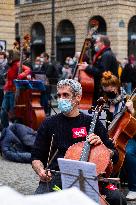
<box><xmin>40</xmin><ymin>86</ymin><xmax>51</xmax><ymax>115</ymax></box>
<box><xmin>1</xmin><ymin>91</ymin><xmax>15</xmax><ymax>128</ymax></box>
<box><xmin>0</xmin><ymin>89</ymin><xmax>4</xmax><ymax>107</ymax></box>
<box><xmin>35</xmin><ymin>172</ymin><xmax>61</xmax><ymax>194</ymax></box>
<box><xmin>101</xmin><ymin>186</ymin><xmax>127</xmax><ymax>205</ymax></box>
<box><xmin>125</xmin><ymin>139</ymin><xmax>136</xmax><ymax>191</ymax></box>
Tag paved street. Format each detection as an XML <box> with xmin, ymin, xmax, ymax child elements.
<box><xmin>0</xmin><ymin>155</ymin><xmax>135</xmax><ymax>204</ymax></box>
<box><xmin>0</xmin><ymin>155</ymin><xmax>39</xmax><ymax>195</ymax></box>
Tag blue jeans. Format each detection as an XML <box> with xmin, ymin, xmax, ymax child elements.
<box><xmin>0</xmin><ymin>91</ymin><xmax>15</xmax><ymax>128</ymax></box>
<box><xmin>124</xmin><ymin>83</ymin><xmax>132</xmax><ymax>95</ymax></box>
<box><xmin>125</xmin><ymin>139</ymin><xmax>136</xmax><ymax>191</ymax></box>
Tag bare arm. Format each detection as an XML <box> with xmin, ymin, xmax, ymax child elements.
<box><xmin>126</xmin><ymin>100</ymin><xmax>135</xmax><ymax>116</ymax></box>
<box><xmin>32</xmin><ymin>160</ymin><xmax>52</xmax><ymax>182</ymax></box>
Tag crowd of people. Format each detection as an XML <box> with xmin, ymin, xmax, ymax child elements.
<box><xmin>0</xmin><ymin>34</ymin><xmax>136</xmax><ymax>204</ymax></box>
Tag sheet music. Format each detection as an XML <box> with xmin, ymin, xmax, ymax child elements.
<box><xmin>58</xmin><ymin>158</ymin><xmax>100</xmax><ymax>204</ymax></box>
<box><xmin>14</xmin><ymin>79</ymin><xmax>45</xmax><ymax>91</ymax></box>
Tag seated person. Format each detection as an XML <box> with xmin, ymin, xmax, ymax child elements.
<box><xmin>101</xmin><ymin>71</ymin><xmax>136</xmax><ymax>201</ymax></box>
<box><xmin>31</xmin><ymin>79</ymin><xmax>127</xmax><ymax>205</ymax></box>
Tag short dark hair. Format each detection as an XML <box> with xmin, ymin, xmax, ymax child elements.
<box><xmin>99</xmin><ymin>35</ymin><xmax>110</xmax><ymax>47</ymax></box>
<box><xmin>43</xmin><ymin>52</ymin><xmax>49</xmax><ymax>59</ymax></box>
<box><xmin>8</xmin><ymin>49</ymin><xmax>20</xmax><ymax>62</ymax></box>
<box><xmin>0</xmin><ymin>51</ymin><xmax>6</xmax><ymax>58</ymax></box>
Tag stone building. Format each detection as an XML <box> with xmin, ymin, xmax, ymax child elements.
<box><xmin>15</xmin><ymin>0</ymin><xmax>136</xmax><ymax>64</ymax></box>
<box><xmin>0</xmin><ymin>0</ymin><xmax>15</xmax><ymax>51</ymax></box>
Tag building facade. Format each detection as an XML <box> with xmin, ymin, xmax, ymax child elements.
<box><xmin>0</xmin><ymin>0</ymin><xmax>15</xmax><ymax>51</ymax></box>
<box><xmin>15</xmin><ymin>0</ymin><xmax>136</xmax><ymax>64</ymax></box>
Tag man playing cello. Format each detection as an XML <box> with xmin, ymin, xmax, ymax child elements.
<box><xmin>32</xmin><ymin>79</ymin><xmax>127</xmax><ymax>205</ymax></box>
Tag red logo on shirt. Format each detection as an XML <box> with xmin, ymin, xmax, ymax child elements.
<box><xmin>106</xmin><ymin>184</ymin><xmax>118</xmax><ymax>191</ymax></box>
<box><xmin>72</xmin><ymin>127</ymin><xmax>87</xmax><ymax>138</ymax></box>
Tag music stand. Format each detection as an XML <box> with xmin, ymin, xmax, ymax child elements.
<box><xmin>14</xmin><ymin>80</ymin><xmax>45</xmax><ymax>91</ymax></box>
<box><xmin>57</xmin><ymin>158</ymin><xmax>100</xmax><ymax>204</ymax></box>
<box><xmin>29</xmin><ymin>80</ymin><xmax>45</xmax><ymax>91</ymax></box>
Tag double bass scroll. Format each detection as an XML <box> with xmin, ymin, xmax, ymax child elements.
<box><xmin>73</xmin><ymin>23</ymin><xmax>99</xmax><ymax>110</ymax></box>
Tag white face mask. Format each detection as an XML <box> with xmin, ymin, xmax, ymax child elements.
<box><xmin>69</xmin><ymin>59</ymin><xmax>74</xmax><ymax>65</ymax></box>
<box><xmin>40</xmin><ymin>58</ymin><xmax>44</xmax><ymax>63</ymax></box>
<box><xmin>0</xmin><ymin>59</ymin><xmax>4</xmax><ymax>64</ymax></box>
<box><xmin>35</xmin><ymin>64</ymin><xmax>40</xmax><ymax>68</ymax></box>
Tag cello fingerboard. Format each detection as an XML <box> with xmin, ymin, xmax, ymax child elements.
<box><xmin>80</xmin><ymin>140</ymin><xmax>91</xmax><ymax>161</ymax></box>
<box><xmin>80</xmin><ymin>111</ymin><xmax>99</xmax><ymax>161</ymax></box>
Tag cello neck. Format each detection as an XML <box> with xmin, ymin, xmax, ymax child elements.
<box><xmin>72</xmin><ymin>26</ymin><xmax>98</xmax><ymax>79</ymax></box>
<box><xmin>108</xmin><ymin>87</ymin><xmax>136</xmax><ymax>132</ymax></box>
<box><xmin>72</xmin><ymin>37</ymin><xmax>90</xmax><ymax>79</ymax></box>
<box><xmin>80</xmin><ymin>98</ymin><xmax>105</xmax><ymax>161</ymax></box>
<box><xmin>80</xmin><ymin>110</ymin><xmax>99</xmax><ymax>162</ymax></box>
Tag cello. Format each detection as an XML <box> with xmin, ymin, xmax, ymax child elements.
<box><xmin>65</xmin><ymin>98</ymin><xmax>112</xmax><ymax>205</ymax></box>
<box><xmin>108</xmin><ymin>88</ymin><xmax>136</xmax><ymax>174</ymax></box>
<box><xmin>73</xmin><ymin>23</ymin><xmax>99</xmax><ymax>110</ymax></box>
<box><xmin>65</xmin><ymin>97</ymin><xmax>113</xmax><ymax>177</ymax></box>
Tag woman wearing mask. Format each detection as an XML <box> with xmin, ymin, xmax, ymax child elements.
<box><xmin>0</xmin><ymin>50</ymin><xmax>31</xmax><ymax>129</ymax></box>
<box><xmin>101</xmin><ymin>71</ymin><xmax>136</xmax><ymax>201</ymax></box>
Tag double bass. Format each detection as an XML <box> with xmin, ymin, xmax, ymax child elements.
<box><xmin>73</xmin><ymin>22</ymin><xmax>99</xmax><ymax>110</ymax></box>
<box><xmin>108</xmin><ymin>88</ymin><xmax>136</xmax><ymax>174</ymax></box>
<box><xmin>14</xmin><ymin>34</ymin><xmax>45</xmax><ymax>130</ymax></box>
<box><xmin>15</xmin><ymin>81</ymin><xmax>45</xmax><ymax>130</ymax></box>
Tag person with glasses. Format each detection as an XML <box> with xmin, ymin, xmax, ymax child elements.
<box><xmin>78</xmin><ymin>35</ymin><xmax>118</xmax><ymax>104</ymax></box>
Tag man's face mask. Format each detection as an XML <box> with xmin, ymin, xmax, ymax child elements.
<box><xmin>57</xmin><ymin>98</ymin><xmax>73</xmax><ymax>113</ymax></box>
<box><xmin>105</xmin><ymin>91</ymin><xmax>117</xmax><ymax>99</ymax></box>
<box><xmin>0</xmin><ymin>59</ymin><xmax>4</xmax><ymax>64</ymax></box>
<box><xmin>35</xmin><ymin>64</ymin><xmax>40</xmax><ymax>68</ymax></box>
<box><xmin>94</xmin><ymin>45</ymin><xmax>100</xmax><ymax>52</ymax></box>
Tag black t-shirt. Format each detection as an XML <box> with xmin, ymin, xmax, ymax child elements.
<box><xmin>31</xmin><ymin>112</ymin><xmax>118</xmax><ymax>169</ymax></box>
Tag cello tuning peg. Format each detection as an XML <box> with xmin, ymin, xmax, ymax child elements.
<box><xmin>97</xmin><ymin>97</ymin><xmax>106</xmax><ymax>104</ymax></box>
<box><xmin>88</xmin><ymin>106</ymin><xmax>95</xmax><ymax>114</ymax></box>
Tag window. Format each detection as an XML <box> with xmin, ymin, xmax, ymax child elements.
<box><xmin>32</xmin><ymin>0</ymin><xmax>46</xmax><ymax>2</ymax></box>
<box><xmin>15</xmin><ymin>0</ymin><xmax>20</xmax><ymax>5</ymax></box>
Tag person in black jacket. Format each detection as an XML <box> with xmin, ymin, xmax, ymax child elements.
<box><xmin>31</xmin><ymin>79</ymin><xmax>126</xmax><ymax>205</ymax></box>
<box><xmin>40</xmin><ymin>52</ymin><xmax>59</xmax><ymax>115</ymax></box>
<box><xmin>78</xmin><ymin>35</ymin><xmax>118</xmax><ymax>104</ymax></box>
<box><xmin>121</xmin><ymin>58</ymin><xmax>136</xmax><ymax>93</ymax></box>
<box><xmin>40</xmin><ymin>52</ymin><xmax>58</xmax><ymax>86</ymax></box>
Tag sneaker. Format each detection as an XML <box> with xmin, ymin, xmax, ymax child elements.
<box><xmin>126</xmin><ymin>191</ymin><xmax>136</xmax><ymax>200</ymax></box>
